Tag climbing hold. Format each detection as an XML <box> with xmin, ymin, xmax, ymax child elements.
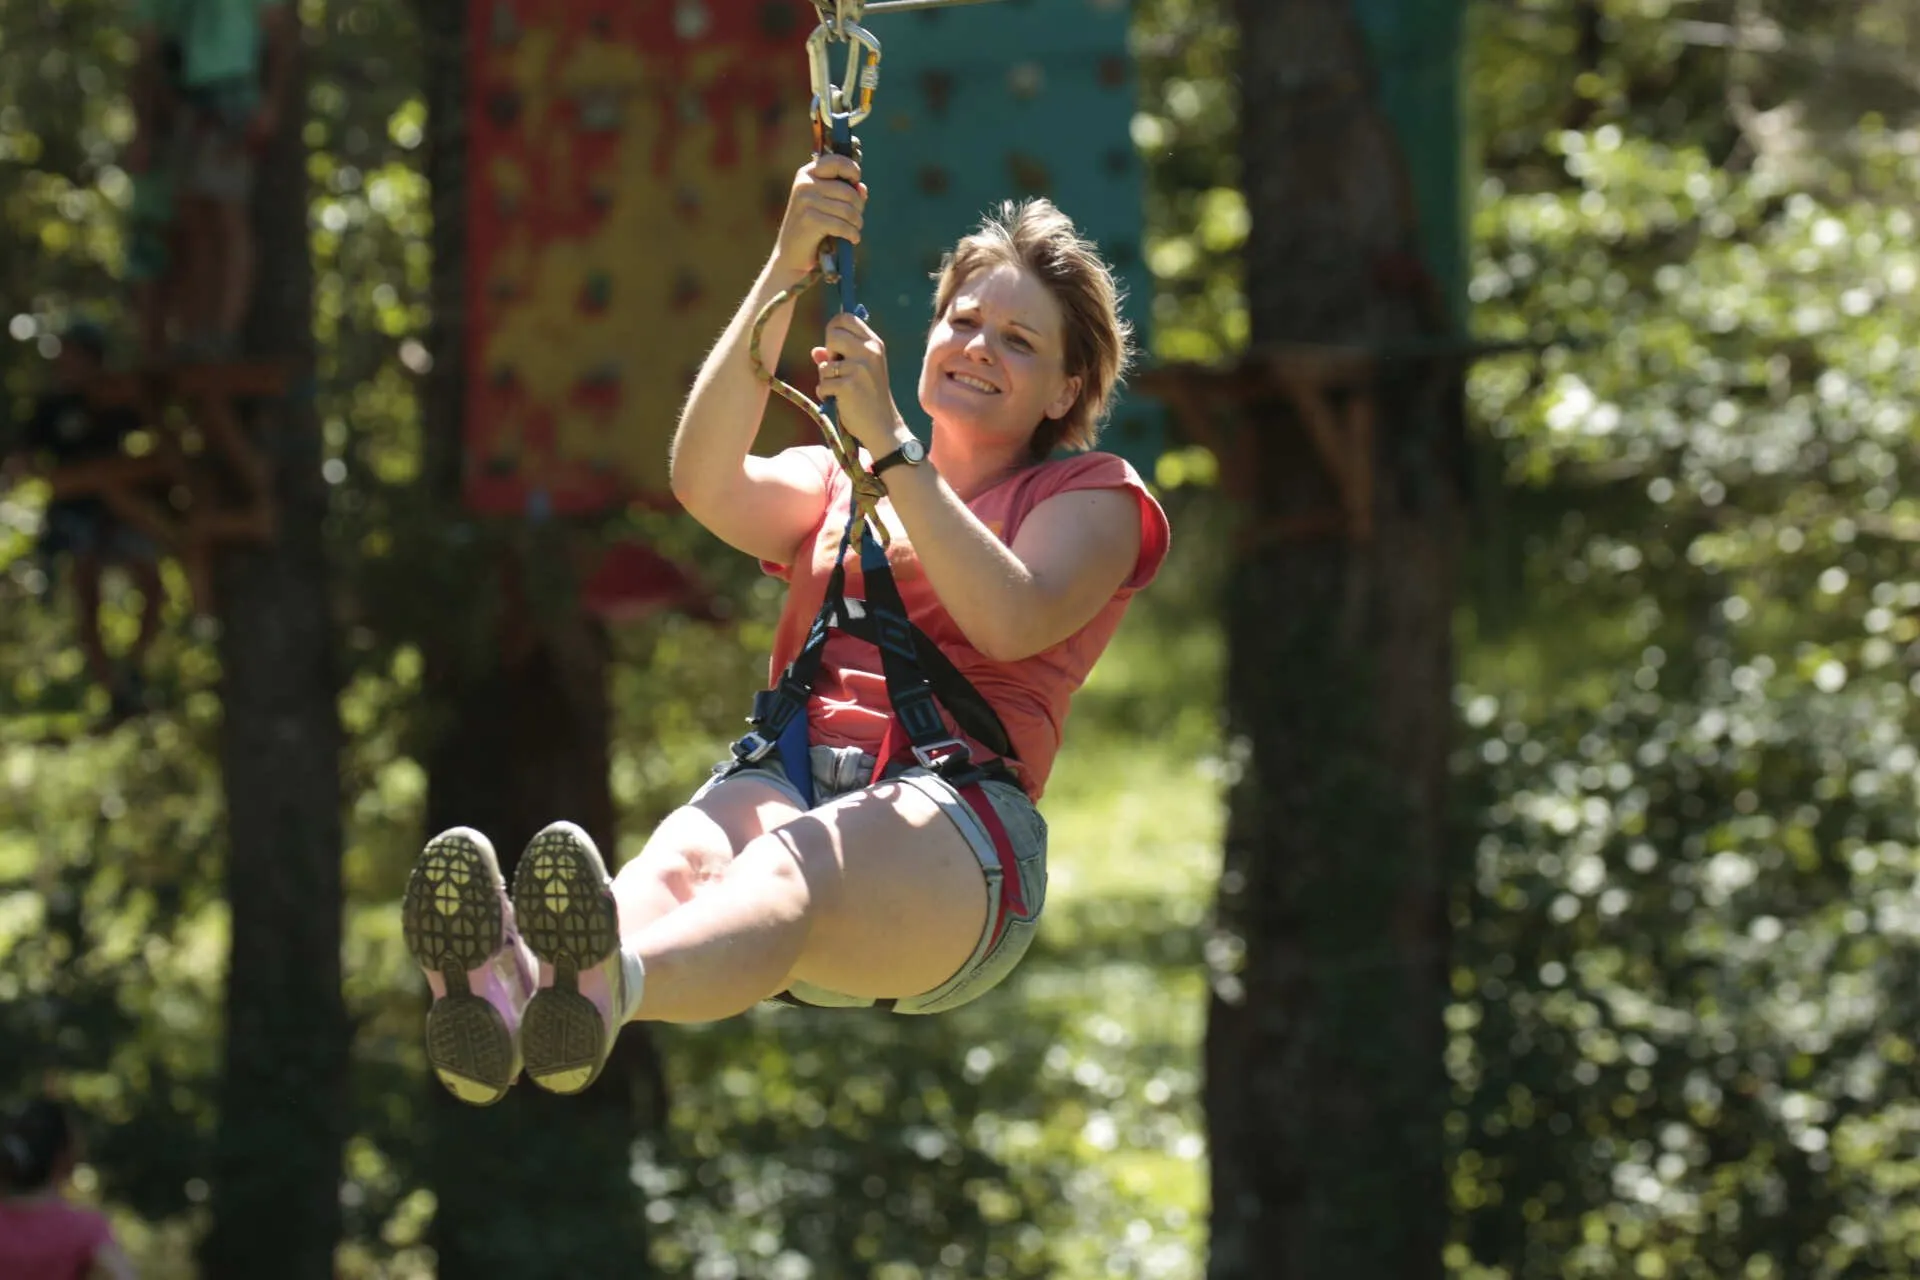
<box><xmin>917</xmin><ymin>165</ymin><xmax>949</xmax><ymax>196</ymax></box>
<box><xmin>759</xmin><ymin>0</ymin><xmax>796</xmax><ymax>40</ymax></box>
<box><xmin>1005</xmin><ymin>152</ymin><xmax>1051</xmax><ymax>195</ymax></box>
<box><xmin>486</xmin><ymin>89</ymin><xmax>522</xmax><ymax>128</ymax></box>
<box><xmin>671</xmin><ymin>271</ymin><xmax>703</xmax><ymax>311</ymax></box>
<box><xmin>1006</xmin><ymin>62</ymin><xmax>1044</xmax><ymax>101</ymax></box>
<box><xmin>919</xmin><ymin>69</ymin><xmax>955</xmax><ymax>118</ymax></box>
<box><xmin>577</xmin><ymin>89</ymin><xmax>621</xmax><ymax>132</ymax></box>
<box><xmin>580</xmin><ymin>271</ymin><xmax>612</xmax><ymax>314</ymax></box>
<box><xmin>674</xmin><ymin>0</ymin><xmax>711</xmax><ymax>41</ymax></box>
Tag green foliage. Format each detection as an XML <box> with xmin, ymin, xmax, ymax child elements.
<box><xmin>1450</xmin><ymin>2</ymin><xmax>1920</xmax><ymax>1276</ymax></box>
<box><xmin>1131</xmin><ymin>0</ymin><xmax>1243</xmax><ymax>366</ymax></box>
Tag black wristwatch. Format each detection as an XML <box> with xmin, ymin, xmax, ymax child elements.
<box><xmin>870</xmin><ymin>437</ymin><xmax>928</xmax><ymax>479</ymax></box>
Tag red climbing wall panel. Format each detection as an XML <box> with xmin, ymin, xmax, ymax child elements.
<box><xmin>462</xmin><ymin>0</ymin><xmax>817</xmax><ymax>517</ymax></box>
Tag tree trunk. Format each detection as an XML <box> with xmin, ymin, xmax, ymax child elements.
<box><xmin>1204</xmin><ymin>2</ymin><xmax>1462</xmax><ymax>1276</ymax></box>
<box><xmin>418</xmin><ymin>599</ymin><xmax>662</xmax><ymax>1278</ymax></box>
<box><xmin>200</xmin><ymin>27</ymin><xmax>351</xmax><ymax>1280</ymax></box>
<box><xmin>415</xmin><ymin>3</ymin><xmax>661</xmax><ymax>1271</ymax></box>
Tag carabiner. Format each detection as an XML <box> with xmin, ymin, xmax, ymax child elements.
<box><xmin>812</xmin><ymin>0</ymin><xmax>865</xmax><ymax>35</ymax></box>
<box><xmin>806</xmin><ymin>18</ymin><xmax>882</xmax><ymax>128</ymax></box>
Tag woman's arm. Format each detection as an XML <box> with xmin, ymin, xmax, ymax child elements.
<box><xmin>669</xmin><ymin>155</ymin><xmax>867</xmax><ymax>566</ymax></box>
<box><xmin>808</xmin><ymin>311</ymin><xmax>1142</xmax><ymax>660</ymax></box>
<box><xmin>883</xmin><ymin>464</ymin><xmax>1142</xmax><ymax>662</ymax></box>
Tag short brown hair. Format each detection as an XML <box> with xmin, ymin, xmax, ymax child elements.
<box><xmin>930</xmin><ymin>198</ymin><xmax>1133</xmax><ymax>459</ymax></box>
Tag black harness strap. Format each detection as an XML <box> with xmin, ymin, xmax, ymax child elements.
<box><xmin>727</xmin><ymin>510</ymin><xmax>1017</xmax><ymax>791</ymax></box>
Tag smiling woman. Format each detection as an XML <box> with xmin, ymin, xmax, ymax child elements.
<box><xmin>401</xmin><ymin>145</ymin><xmax>1168</xmax><ymax>1107</ymax></box>
<box><xmin>920</xmin><ymin>201</ymin><xmax>1132</xmax><ymax>462</ymax></box>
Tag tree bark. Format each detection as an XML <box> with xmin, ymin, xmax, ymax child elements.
<box><xmin>1205</xmin><ymin>2</ymin><xmax>1462</xmax><ymax>1276</ymax></box>
<box><xmin>415</xmin><ymin>2</ymin><xmax>661</xmax><ymax>1271</ymax></box>
<box><xmin>200</xmin><ymin>25</ymin><xmax>351</xmax><ymax>1280</ymax></box>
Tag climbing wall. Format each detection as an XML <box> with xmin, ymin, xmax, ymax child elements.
<box><xmin>461</xmin><ymin>0</ymin><xmax>1156</xmax><ymax>517</ymax></box>
<box><xmin>854</xmin><ymin>0</ymin><xmax>1161</xmax><ymax>471</ymax></box>
<box><xmin>462</xmin><ymin>0</ymin><xmax>817</xmax><ymax>517</ymax></box>
<box><xmin>1352</xmin><ymin>0</ymin><xmax>1468</xmax><ymax>329</ymax></box>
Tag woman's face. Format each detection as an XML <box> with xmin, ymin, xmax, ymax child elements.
<box><xmin>918</xmin><ymin>262</ymin><xmax>1082</xmax><ymax>451</ymax></box>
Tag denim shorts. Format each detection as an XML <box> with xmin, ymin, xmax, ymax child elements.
<box><xmin>691</xmin><ymin>743</ymin><xmax>1048</xmax><ymax>1015</ymax></box>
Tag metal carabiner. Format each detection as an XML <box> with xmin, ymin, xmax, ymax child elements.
<box><xmin>812</xmin><ymin>0</ymin><xmax>865</xmax><ymax>35</ymax></box>
<box><xmin>806</xmin><ymin>17</ymin><xmax>882</xmax><ymax>129</ymax></box>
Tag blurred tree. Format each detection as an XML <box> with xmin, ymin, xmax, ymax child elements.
<box><xmin>196</xmin><ymin>11</ymin><xmax>351</xmax><ymax>1280</ymax></box>
<box><xmin>1201</xmin><ymin>1</ymin><xmax>1464</xmax><ymax>1276</ymax></box>
<box><xmin>1447</xmin><ymin>2</ymin><xmax>1920</xmax><ymax>1277</ymax></box>
<box><xmin>406</xmin><ymin>0</ymin><xmax>661</xmax><ymax>1272</ymax></box>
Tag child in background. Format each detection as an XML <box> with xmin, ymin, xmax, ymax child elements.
<box><xmin>0</xmin><ymin>1099</ymin><xmax>138</xmax><ymax>1280</ymax></box>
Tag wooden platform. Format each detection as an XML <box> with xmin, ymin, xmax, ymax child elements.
<box><xmin>33</xmin><ymin>360</ymin><xmax>291</xmax><ymax>615</ymax></box>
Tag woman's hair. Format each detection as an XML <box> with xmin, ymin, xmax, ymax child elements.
<box><xmin>2</xmin><ymin>1099</ymin><xmax>75</xmax><ymax>1193</ymax></box>
<box><xmin>930</xmin><ymin>197</ymin><xmax>1134</xmax><ymax>460</ymax></box>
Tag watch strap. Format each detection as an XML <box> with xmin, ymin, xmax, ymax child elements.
<box><xmin>870</xmin><ymin>440</ymin><xmax>923</xmax><ymax>476</ymax></box>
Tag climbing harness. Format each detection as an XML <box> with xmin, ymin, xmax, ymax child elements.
<box><xmin>731</xmin><ymin>0</ymin><xmax>1029</xmax><ymax>1011</ymax></box>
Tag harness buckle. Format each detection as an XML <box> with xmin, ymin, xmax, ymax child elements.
<box><xmin>732</xmin><ymin>730</ymin><xmax>778</xmax><ymax>763</ymax></box>
<box><xmin>911</xmin><ymin>737</ymin><xmax>973</xmax><ymax>774</ymax></box>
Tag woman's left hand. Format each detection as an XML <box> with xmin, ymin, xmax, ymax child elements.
<box><xmin>813</xmin><ymin>312</ymin><xmax>909</xmax><ymax>455</ymax></box>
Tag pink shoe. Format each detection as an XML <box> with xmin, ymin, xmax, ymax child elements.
<box><xmin>511</xmin><ymin>821</ymin><xmax>634</xmax><ymax>1096</ymax></box>
<box><xmin>402</xmin><ymin>827</ymin><xmax>536</xmax><ymax>1107</ymax></box>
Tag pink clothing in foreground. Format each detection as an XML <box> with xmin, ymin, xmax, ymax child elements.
<box><xmin>761</xmin><ymin>448</ymin><xmax>1171</xmax><ymax>800</ymax></box>
<box><xmin>0</xmin><ymin>1196</ymin><xmax>114</xmax><ymax>1280</ymax></box>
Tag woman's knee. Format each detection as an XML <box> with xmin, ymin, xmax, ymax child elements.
<box><xmin>622</xmin><ymin>808</ymin><xmax>735</xmax><ymax>899</ymax></box>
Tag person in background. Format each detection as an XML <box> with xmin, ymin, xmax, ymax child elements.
<box><xmin>0</xmin><ymin>1099</ymin><xmax>138</xmax><ymax>1280</ymax></box>
<box><xmin>129</xmin><ymin>0</ymin><xmax>297</xmax><ymax>358</ymax></box>
<box><xmin>124</xmin><ymin>29</ymin><xmax>187</xmax><ymax>362</ymax></box>
<box><xmin>1</xmin><ymin>323</ymin><xmax>166</xmax><ymax>724</ymax></box>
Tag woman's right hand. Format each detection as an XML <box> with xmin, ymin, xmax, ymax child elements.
<box><xmin>773</xmin><ymin>152</ymin><xmax>868</xmax><ymax>277</ymax></box>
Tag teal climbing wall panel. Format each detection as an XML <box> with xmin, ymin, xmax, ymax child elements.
<box><xmin>1352</xmin><ymin>0</ymin><xmax>1469</xmax><ymax>329</ymax></box>
<box><xmin>853</xmin><ymin>0</ymin><xmax>1162</xmax><ymax>472</ymax></box>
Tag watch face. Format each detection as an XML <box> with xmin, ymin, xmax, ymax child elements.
<box><xmin>902</xmin><ymin>439</ymin><xmax>927</xmax><ymax>463</ymax></box>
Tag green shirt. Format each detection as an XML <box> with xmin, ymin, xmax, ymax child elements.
<box><xmin>133</xmin><ymin>0</ymin><xmax>280</xmax><ymax>88</ymax></box>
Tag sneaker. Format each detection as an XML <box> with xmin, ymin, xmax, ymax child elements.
<box><xmin>512</xmin><ymin>821</ymin><xmax>634</xmax><ymax>1096</ymax></box>
<box><xmin>402</xmin><ymin>827</ymin><xmax>536</xmax><ymax>1107</ymax></box>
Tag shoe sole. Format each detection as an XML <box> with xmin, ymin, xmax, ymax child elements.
<box><xmin>402</xmin><ymin>828</ymin><xmax>518</xmax><ymax>1107</ymax></box>
<box><xmin>513</xmin><ymin>822</ymin><xmax>622</xmax><ymax>1096</ymax></box>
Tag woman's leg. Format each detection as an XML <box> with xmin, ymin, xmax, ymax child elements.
<box><xmin>405</xmin><ymin>775</ymin><xmax>799</xmax><ymax>1105</ymax></box>
<box><xmin>507</xmin><ymin>773</ymin><xmax>804</xmax><ymax>1094</ymax></box>
<box><xmin>509</xmin><ymin>774</ymin><xmax>991</xmax><ymax>1093</ymax></box>
<box><xmin>626</xmin><ymin>776</ymin><xmax>991</xmax><ymax>1024</ymax></box>
<box><xmin>608</xmin><ymin>774</ymin><xmax>805</xmax><ymax>938</ymax></box>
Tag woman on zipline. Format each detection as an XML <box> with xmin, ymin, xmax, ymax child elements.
<box><xmin>403</xmin><ymin>151</ymin><xmax>1169</xmax><ymax>1105</ymax></box>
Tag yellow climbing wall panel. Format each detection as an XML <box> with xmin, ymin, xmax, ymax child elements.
<box><xmin>463</xmin><ymin>0</ymin><xmax>817</xmax><ymax>517</ymax></box>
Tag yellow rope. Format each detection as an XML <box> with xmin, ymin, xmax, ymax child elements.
<box><xmin>749</xmin><ymin>265</ymin><xmax>891</xmax><ymax>548</ymax></box>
